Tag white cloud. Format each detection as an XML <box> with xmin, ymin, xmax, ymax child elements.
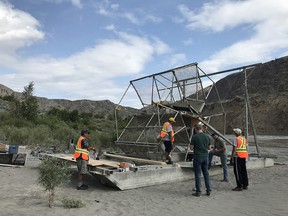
<box><xmin>121</xmin><ymin>10</ymin><xmax>162</xmax><ymax>25</ymax></box>
<box><xmin>123</xmin><ymin>12</ymin><xmax>140</xmax><ymax>25</ymax></box>
<box><xmin>183</xmin><ymin>38</ymin><xmax>194</xmax><ymax>46</ymax></box>
<box><xmin>150</xmin><ymin>36</ymin><xmax>171</xmax><ymax>55</ymax></box>
<box><xmin>111</xmin><ymin>4</ymin><xmax>119</xmax><ymax>11</ymax></box>
<box><xmin>280</xmin><ymin>50</ymin><xmax>288</xmax><ymax>58</ymax></box>
<box><xmin>171</xmin><ymin>16</ymin><xmax>185</xmax><ymax>24</ymax></box>
<box><xmin>145</xmin><ymin>15</ymin><xmax>162</xmax><ymax>24</ymax></box>
<box><xmin>70</xmin><ymin>0</ymin><xmax>82</xmax><ymax>8</ymax></box>
<box><xmin>104</xmin><ymin>24</ymin><xmax>116</xmax><ymax>31</ymax></box>
<box><xmin>0</xmin><ymin>31</ymin><xmax>157</xmax><ymax>98</ymax></box>
<box><xmin>95</xmin><ymin>1</ymin><xmax>162</xmax><ymax>25</ymax></box>
<box><xmin>0</xmin><ymin>2</ymin><xmax>170</xmax><ymax>104</ymax></box>
<box><xmin>167</xmin><ymin>53</ymin><xmax>187</xmax><ymax>68</ymax></box>
<box><xmin>0</xmin><ymin>1</ymin><xmax>44</xmax><ymax>52</ymax></box>
<box><xmin>96</xmin><ymin>1</ymin><xmax>117</xmax><ymax>17</ymax></box>
<box><xmin>44</xmin><ymin>0</ymin><xmax>83</xmax><ymax>8</ymax></box>
<box><xmin>178</xmin><ymin>0</ymin><xmax>288</xmax><ymax>72</ymax></box>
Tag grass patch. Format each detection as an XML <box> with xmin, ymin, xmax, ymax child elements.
<box><xmin>61</xmin><ymin>198</ymin><xmax>85</xmax><ymax>208</ymax></box>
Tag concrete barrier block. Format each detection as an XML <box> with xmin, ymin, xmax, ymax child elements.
<box><xmin>247</xmin><ymin>157</ymin><xmax>274</xmax><ymax>169</ymax></box>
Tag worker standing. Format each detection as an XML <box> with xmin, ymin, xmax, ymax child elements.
<box><xmin>160</xmin><ymin>117</ymin><xmax>176</xmax><ymax>164</ymax></box>
<box><xmin>74</xmin><ymin>129</ymin><xmax>94</xmax><ymax>190</ymax></box>
<box><xmin>209</xmin><ymin>131</ymin><xmax>228</xmax><ymax>182</ymax></box>
<box><xmin>190</xmin><ymin>123</ymin><xmax>211</xmax><ymax>197</ymax></box>
<box><xmin>231</xmin><ymin>128</ymin><xmax>249</xmax><ymax>191</ymax></box>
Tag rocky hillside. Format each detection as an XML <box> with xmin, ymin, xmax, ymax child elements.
<box><xmin>202</xmin><ymin>56</ymin><xmax>288</xmax><ymax>135</ymax></box>
<box><xmin>36</xmin><ymin>97</ymin><xmax>136</xmax><ymax>116</ymax></box>
<box><xmin>1</xmin><ymin>56</ymin><xmax>288</xmax><ymax>135</ymax></box>
<box><xmin>0</xmin><ymin>91</ymin><xmax>139</xmax><ymax>118</ymax></box>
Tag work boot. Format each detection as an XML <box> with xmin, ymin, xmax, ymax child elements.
<box><xmin>77</xmin><ymin>184</ymin><xmax>88</xmax><ymax>190</ymax></box>
<box><xmin>242</xmin><ymin>186</ymin><xmax>248</xmax><ymax>190</ymax></box>
<box><xmin>166</xmin><ymin>159</ymin><xmax>173</xmax><ymax>164</ymax></box>
<box><xmin>192</xmin><ymin>192</ymin><xmax>201</xmax><ymax>197</ymax></box>
<box><xmin>232</xmin><ymin>186</ymin><xmax>242</xmax><ymax>191</ymax></box>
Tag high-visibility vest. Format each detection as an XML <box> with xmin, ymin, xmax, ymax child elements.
<box><xmin>73</xmin><ymin>136</ymin><xmax>89</xmax><ymax>161</ymax></box>
<box><xmin>235</xmin><ymin>136</ymin><xmax>248</xmax><ymax>158</ymax></box>
<box><xmin>160</xmin><ymin>122</ymin><xmax>174</xmax><ymax>142</ymax></box>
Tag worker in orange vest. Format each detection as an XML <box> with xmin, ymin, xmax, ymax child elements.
<box><xmin>74</xmin><ymin>129</ymin><xmax>94</xmax><ymax>190</ymax></box>
<box><xmin>231</xmin><ymin>128</ymin><xmax>249</xmax><ymax>191</ymax></box>
<box><xmin>160</xmin><ymin>117</ymin><xmax>175</xmax><ymax>164</ymax></box>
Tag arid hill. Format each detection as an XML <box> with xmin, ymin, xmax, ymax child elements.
<box><xmin>202</xmin><ymin>56</ymin><xmax>288</xmax><ymax>135</ymax></box>
<box><xmin>1</xmin><ymin>56</ymin><xmax>288</xmax><ymax>135</ymax></box>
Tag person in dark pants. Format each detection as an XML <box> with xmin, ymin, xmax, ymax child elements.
<box><xmin>231</xmin><ymin>128</ymin><xmax>249</xmax><ymax>191</ymax></box>
<box><xmin>73</xmin><ymin>129</ymin><xmax>95</xmax><ymax>190</ymax></box>
<box><xmin>160</xmin><ymin>117</ymin><xmax>176</xmax><ymax>164</ymax></box>
<box><xmin>190</xmin><ymin>123</ymin><xmax>211</xmax><ymax>197</ymax></box>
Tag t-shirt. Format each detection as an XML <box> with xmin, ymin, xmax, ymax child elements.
<box><xmin>191</xmin><ymin>132</ymin><xmax>210</xmax><ymax>160</ymax></box>
<box><xmin>162</xmin><ymin>123</ymin><xmax>173</xmax><ymax>141</ymax></box>
<box><xmin>214</xmin><ymin>138</ymin><xmax>227</xmax><ymax>156</ymax></box>
<box><xmin>81</xmin><ymin>139</ymin><xmax>89</xmax><ymax>148</ymax></box>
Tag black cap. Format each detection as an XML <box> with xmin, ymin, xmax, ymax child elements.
<box><xmin>211</xmin><ymin>131</ymin><xmax>218</xmax><ymax>136</ymax></box>
<box><xmin>81</xmin><ymin>129</ymin><xmax>90</xmax><ymax>136</ymax></box>
<box><xmin>194</xmin><ymin>123</ymin><xmax>202</xmax><ymax>130</ymax></box>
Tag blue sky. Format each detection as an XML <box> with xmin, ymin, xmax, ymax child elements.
<box><xmin>1</xmin><ymin>0</ymin><xmax>288</xmax><ymax>108</ymax></box>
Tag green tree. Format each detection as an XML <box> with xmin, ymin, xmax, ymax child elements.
<box><xmin>8</xmin><ymin>94</ymin><xmax>22</xmax><ymax>118</ymax></box>
<box><xmin>38</xmin><ymin>157</ymin><xmax>70</xmax><ymax>208</ymax></box>
<box><xmin>1</xmin><ymin>94</ymin><xmax>17</xmax><ymax>102</ymax></box>
<box><xmin>21</xmin><ymin>82</ymin><xmax>39</xmax><ymax>121</ymax></box>
<box><xmin>69</xmin><ymin>110</ymin><xmax>79</xmax><ymax>122</ymax></box>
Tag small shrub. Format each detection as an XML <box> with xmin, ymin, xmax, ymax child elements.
<box><xmin>37</xmin><ymin>157</ymin><xmax>70</xmax><ymax>208</ymax></box>
<box><xmin>61</xmin><ymin>198</ymin><xmax>85</xmax><ymax>208</ymax></box>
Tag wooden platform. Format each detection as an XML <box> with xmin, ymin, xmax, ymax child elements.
<box><xmin>103</xmin><ymin>153</ymin><xmax>167</xmax><ymax>165</ymax></box>
<box><xmin>47</xmin><ymin>154</ymin><xmax>120</xmax><ymax>168</ymax></box>
<box><xmin>44</xmin><ymin>154</ymin><xmax>275</xmax><ymax>190</ymax></box>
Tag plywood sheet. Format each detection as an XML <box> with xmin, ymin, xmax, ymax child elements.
<box><xmin>48</xmin><ymin>154</ymin><xmax>120</xmax><ymax>168</ymax></box>
<box><xmin>104</xmin><ymin>153</ymin><xmax>166</xmax><ymax>165</ymax></box>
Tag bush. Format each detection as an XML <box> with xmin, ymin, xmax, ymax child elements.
<box><xmin>61</xmin><ymin>198</ymin><xmax>85</xmax><ymax>208</ymax></box>
<box><xmin>31</xmin><ymin>125</ymin><xmax>52</xmax><ymax>146</ymax></box>
<box><xmin>0</xmin><ymin>82</ymin><xmax>123</xmax><ymax>150</ymax></box>
<box><xmin>38</xmin><ymin>157</ymin><xmax>70</xmax><ymax>208</ymax></box>
<box><xmin>5</xmin><ymin>126</ymin><xmax>31</xmax><ymax>145</ymax></box>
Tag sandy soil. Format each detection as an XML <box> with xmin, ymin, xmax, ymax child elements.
<box><xmin>0</xmin><ymin>138</ymin><xmax>287</xmax><ymax>216</ymax></box>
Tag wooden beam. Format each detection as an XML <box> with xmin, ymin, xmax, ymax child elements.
<box><xmin>47</xmin><ymin>154</ymin><xmax>120</xmax><ymax>168</ymax></box>
<box><xmin>103</xmin><ymin>153</ymin><xmax>166</xmax><ymax>165</ymax></box>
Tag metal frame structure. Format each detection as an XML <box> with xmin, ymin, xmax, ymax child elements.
<box><xmin>114</xmin><ymin>62</ymin><xmax>261</xmax><ymax>161</ymax></box>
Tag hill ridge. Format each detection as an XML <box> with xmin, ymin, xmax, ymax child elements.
<box><xmin>1</xmin><ymin>55</ymin><xmax>288</xmax><ymax>134</ymax></box>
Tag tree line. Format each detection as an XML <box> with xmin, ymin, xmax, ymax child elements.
<box><xmin>0</xmin><ymin>82</ymin><xmax>129</xmax><ymax>151</ymax></box>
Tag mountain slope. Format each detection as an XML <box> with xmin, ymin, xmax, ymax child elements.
<box><xmin>202</xmin><ymin>56</ymin><xmax>288</xmax><ymax>135</ymax></box>
<box><xmin>1</xmin><ymin>56</ymin><xmax>288</xmax><ymax>135</ymax></box>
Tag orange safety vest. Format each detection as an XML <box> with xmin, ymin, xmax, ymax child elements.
<box><xmin>160</xmin><ymin>122</ymin><xmax>175</xmax><ymax>142</ymax></box>
<box><xmin>235</xmin><ymin>136</ymin><xmax>248</xmax><ymax>158</ymax></box>
<box><xmin>73</xmin><ymin>136</ymin><xmax>89</xmax><ymax>161</ymax></box>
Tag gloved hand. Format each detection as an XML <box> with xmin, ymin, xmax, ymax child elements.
<box><xmin>230</xmin><ymin>158</ymin><xmax>234</xmax><ymax>165</ymax></box>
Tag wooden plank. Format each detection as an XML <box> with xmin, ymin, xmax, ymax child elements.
<box><xmin>88</xmin><ymin>158</ymin><xmax>120</xmax><ymax>168</ymax></box>
<box><xmin>103</xmin><ymin>153</ymin><xmax>166</xmax><ymax>165</ymax></box>
<box><xmin>48</xmin><ymin>154</ymin><xmax>120</xmax><ymax>168</ymax></box>
<box><xmin>0</xmin><ymin>163</ymin><xmax>24</xmax><ymax>168</ymax></box>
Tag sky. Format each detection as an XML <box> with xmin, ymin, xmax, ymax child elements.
<box><xmin>1</xmin><ymin>0</ymin><xmax>288</xmax><ymax>108</ymax></box>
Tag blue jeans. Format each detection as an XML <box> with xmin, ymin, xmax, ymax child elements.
<box><xmin>193</xmin><ymin>156</ymin><xmax>211</xmax><ymax>193</ymax></box>
<box><xmin>209</xmin><ymin>152</ymin><xmax>228</xmax><ymax>180</ymax></box>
